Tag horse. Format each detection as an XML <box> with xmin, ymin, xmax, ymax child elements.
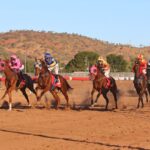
<box><xmin>36</xmin><ymin>60</ymin><xmax>72</xmax><ymax>109</ymax></box>
<box><xmin>0</xmin><ymin>59</ymin><xmax>37</xmax><ymax>110</ymax></box>
<box><xmin>133</xmin><ymin>61</ymin><xmax>148</xmax><ymax>108</ymax></box>
<box><xmin>89</xmin><ymin>65</ymin><xmax>118</xmax><ymax>110</ymax></box>
<box><xmin>147</xmin><ymin>66</ymin><xmax>150</xmax><ymax>94</ymax></box>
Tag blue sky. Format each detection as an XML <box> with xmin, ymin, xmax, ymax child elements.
<box><xmin>0</xmin><ymin>0</ymin><xmax>150</xmax><ymax>46</ymax></box>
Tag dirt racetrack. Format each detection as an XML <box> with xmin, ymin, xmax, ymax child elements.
<box><xmin>0</xmin><ymin>80</ymin><xmax>150</xmax><ymax>150</ymax></box>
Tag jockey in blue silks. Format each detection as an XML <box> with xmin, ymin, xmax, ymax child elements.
<box><xmin>44</xmin><ymin>52</ymin><xmax>59</xmax><ymax>74</ymax></box>
<box><xmin>44</xmin><ymin>52</ymin><xmax>60</xmax><ymax>88</ymax></box>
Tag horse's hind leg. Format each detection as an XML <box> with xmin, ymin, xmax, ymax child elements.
<box><xmin>137</xmin><ymin>96</ymin><xmax>140</xmax><ymax>108</ymax></box>
<box><xmin>60</xmin><ymin>88</ymin><xmax>70</xmax><ymax>108</ymax></box>
<box><xmin>110</xmin><ymin>89</ymin><xmax>118</xmax><ymax>109</ymax></box>
<box><xmin>144</xmin><ymin>90</ymin><xmax>148</xmax><ymax>103</ymax></box>
<box><xmin>91</xmin><ymin>88</ymin><xmax>96</xmax><ymax>105</ymax></box>
<box><xmin>20</xmin><ymin>87</ymin><xmax>31</xmax><ymax>106</ymax></box>
<box><xmin>28</xmin><ymin>84</ymin><xmax>37</xmax><ymax>97</ymax></box>
<box><xmin>102</xmin><ymin>92</ymin><xmax>109</xmax><ymax>110</ymax></box>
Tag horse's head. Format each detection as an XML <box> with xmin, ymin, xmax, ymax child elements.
<box><xmin>133</xmin><ymin>60</ymin><xmax>140</xmax><ymax>78</ymax></box>
<box><xmin>36</xmin><ymin>59</ymin><xmax>50</xmax><ymax>88</ymax></box>
<box><xmin>39</xmin><ymin>59</ymin><xmax>49</xmax><ymax>73</ymax></box>
<box><xmin>89</xmin><ymin>65</ymin><xmax>98</xmax><ymax>80</ymax></box>
<box><xmin>0</xmin><ymin>59</ymin><xmax>8</xmax><ymax>71</ymax></box>
<box><xmin>34</xmin><ymin>58</ymin><xmax>42</xmax><ymax>76</ymax></box>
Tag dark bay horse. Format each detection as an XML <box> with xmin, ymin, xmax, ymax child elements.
<box><xmin>36</xmin><ymin>60</ymin><xmax>72</xmax><ymax>109</ymax></box>
<box><xmin>0</xmin><ymin>59</ymin><xmax>37</xmax><ymax>110</ymax></box>
<box><xmin>133</xmin><ymin>61</ymin><xmax>148</xmax><ymax>108</ymax></box>
<box><xmin>89</xmin><ymin>65</ymin><xmax>118</xmax><ymax>110</ymax></box>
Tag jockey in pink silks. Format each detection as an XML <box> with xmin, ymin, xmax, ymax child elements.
<box><xmin>9</xmin><ymin>54</ymin><xmax>25</xmax><ymax>87</ymax></box>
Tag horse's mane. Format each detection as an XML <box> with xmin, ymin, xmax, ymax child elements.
<box><xmin>40</xmin><ymin>59</ymin><xmax>49</xmax><ymax>72</ymax></box>
<box><xmin>4</xmin><ymin>59</ymin><xmax>14</xmax><ymax>72</ymax></box>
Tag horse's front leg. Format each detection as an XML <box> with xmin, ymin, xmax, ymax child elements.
<box><xmin>94</xmin><ymin>92</ymin><xmax>101</xmax><ymax>106</ymax></box>
<box><xmin>7</xmin><ymin>85</ymin><xmax>15</xmax><ymax>111</ymax></box>
<box><xmin>91</xmin><ymin>88</ymin><xmax>95</xmax><ymax>105</ymax></box>
<box><xmin>50</xmin><ymin>90</ymin><xmax>60</xmax><ymax>109</ymax></box>
<box><xmin>37</xmin><ymin>88</ymin><xmax>49</xmax><ymax>101</ymax></box>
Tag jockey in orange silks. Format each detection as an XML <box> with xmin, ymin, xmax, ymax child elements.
<box><xmin>132</xmin><ymin>54</ymin><xmax>147</xmax><ymax>75</ymax></box>
<box><xmin>97</xmin><ymin>56</ymin><xmax>110</xmax><ymax>77</ymax></box>
<box><xmin>9</xmin><ymin>54</ymin><xmax>25</xmax><ymax>87</ymax></box>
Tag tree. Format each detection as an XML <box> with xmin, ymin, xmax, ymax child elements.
<box><xmin>64</xmin><ymin>51</ymin><xmax>99</xmax><ymax>72</ymax></box>
<box><xmin>106</xmin><ymin>54</ymin><xmax>128</xmax><ymax>72</ymax></box>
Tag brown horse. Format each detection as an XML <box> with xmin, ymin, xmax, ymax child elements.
<box><xmin>0</xmin><ymin>59</ymin><xmax>37</xmax><ymax>110</ymax></box>
<box><xmin>36</xmin><ymin>60</ymin><xmax>72</xmax><ymax>109</ymax></box>
<box><xmin>133</xmin><ymin>61</ymin><xmax>148</xmax><ymax>108</ymax></box>
<box><xmin>89</xmin><ymin>65</ymin><xmax>118</xmax><ymax>110</ymax></box>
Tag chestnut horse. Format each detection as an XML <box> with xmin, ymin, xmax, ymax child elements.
<box><xmin>0</xmin><ymin>59</ymin><xmax>37</xmax><ymax>110</ymax></box>
<box><xmin>36</xmin><ymin>60</ymin><xmax>72</xmax><ymax>109</ymax></box>
<box><xmin>89</xmin><ymin>65</ymin><xmax>118</xmax><ymax>110</ymax></box>
<box><xmin>133</xmin><ymin>61</ymin><xmax>148</xmax><ymax>108</ymax></box>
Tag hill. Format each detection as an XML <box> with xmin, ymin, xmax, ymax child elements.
<box><xmin>0</xmin><ymin>30</ymin><xmax>150</xmax><ymax>65</ymax></box>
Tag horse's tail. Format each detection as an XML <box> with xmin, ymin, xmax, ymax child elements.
<box><xmin>59</xmin><ymin>75</ymin><xmax>73</xmax><ymax>91</ymax></box>
<box><xmin>111</xmin><ymin>77</ymin><xmax>120</xmax><ymax>96</ymax></box>
<box><xmin>63</xmin><ymin>77</ymin><xmax>73</xmax><ymax>91</ymax></box>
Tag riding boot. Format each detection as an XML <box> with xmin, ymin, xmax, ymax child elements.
<box><xmin>54</xmin><ymin>75</ymin><xmax>61</xmax><ymax>87</ymax></box>
<box><xmin>18</xmin><ymin>71</ymin><xmax>26</xmax><ymax>88</ymax></box>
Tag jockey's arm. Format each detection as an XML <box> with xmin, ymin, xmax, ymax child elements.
<box><xmin>49</xmin><ymin>59</ymin><xmax>57</xmax><ymax>68</ymax></box>
<box><xmin>20</xmin><ymin>64</ymin><xmax>24</xmax><ymax>70</ymax></box>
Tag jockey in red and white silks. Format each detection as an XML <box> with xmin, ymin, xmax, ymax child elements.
<box><xmin>132</xmin><ymin>54</ymin><xmax>147</xmax><ymax>75</ymax></box>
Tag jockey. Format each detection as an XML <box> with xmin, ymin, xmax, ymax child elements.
<box><xmin>44</xmin><ymin>52</ymin><xmax>60</xmax><ymax>88</ymax></box>
<box><xmin>44</xmin><ymin>52</ymin><xmax>59</xmax><ymax>74</ymax></box>
<box><xmin>132</xmin><ymin>54</ymin><xmax>147</xmax><ymax>75</ymax></box>
<box><xmin>97</xmin><ymin>56</ymin><xmax>110</xmax><ymax>78</ymax></box>
<box><xmin>9</xmin><ymin>54</ymin><xmax>25</xmax><ymax>87</ymax></box>
<box><xmin>97</xmin><ymin>56</ymin><xmax>111</xmax><ymax>88</ymax></box>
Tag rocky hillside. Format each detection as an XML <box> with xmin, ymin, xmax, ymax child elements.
<box><xmin>0</xmin><ymin>30</ymin><xmax>150</xmax><ymax>64</ymax></box>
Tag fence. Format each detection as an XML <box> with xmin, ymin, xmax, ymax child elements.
<box><xmin>0</xmin><ymin>72</ymin><xmax>134</xmax><ymax>81</ymax></box>
<box><xmin>61</xmin><ymin>72</ymin><xmax>134</xmax><ymax>80</ymax></box>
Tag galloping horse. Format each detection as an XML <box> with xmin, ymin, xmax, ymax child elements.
<box><xmin>133</xmin><ymin>60</ymin><xmax>148</xmax><ymax>108</ymax></box>
<box><xmin>0</xmin><ymin>59</ymin><xmax>37</xmax><ymax>110</ymax></box>
<box><xmin>89</xmin><ymin>65</ymin><xmax>118</xmax><ymax>110</ymax></box>
<box><xmin>36</xmin><ymin>60</ymin><xmax>72</xmax><ymax>109</ymax></box>
<box><xmin>147</xmin><ymin>66</ymin><xmax>150</xmax><ymax>94</ymax></box>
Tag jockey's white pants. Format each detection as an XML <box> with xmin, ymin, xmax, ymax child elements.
<box><xmin>104</xmin><ymin>69</ymin><xmax>110</xmax><ymax>78</ymax></box>
<box><xmin>48</xmin><ymin>63</ymin><xmax>59</xmax><ymax>74</ymax></box>
<box><xmin>142</xmin><ymin>69</ymin><xmax>146</xmax><ymax>75</ymax></box>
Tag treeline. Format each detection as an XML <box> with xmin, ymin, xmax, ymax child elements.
<box><xmin>64</xmin><ymin>51</ymin><xmax>135</xmax><ymax>72</ymax></box>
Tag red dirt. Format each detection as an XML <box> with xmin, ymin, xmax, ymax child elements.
<box><xmin>0</xmin><ymin>80</ymin><xmax>150</xmax><ymax>150</ymax></box>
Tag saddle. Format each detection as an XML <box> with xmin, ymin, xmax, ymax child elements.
<box><xmin>51</xmin><ymin>74</ymin><xmax>61</xmax><ymax>90</ymax></box>
<box><xmin>105</xmin><ymin>77</ymin><xmax>111</xmax><ymax>88</ymax></box>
